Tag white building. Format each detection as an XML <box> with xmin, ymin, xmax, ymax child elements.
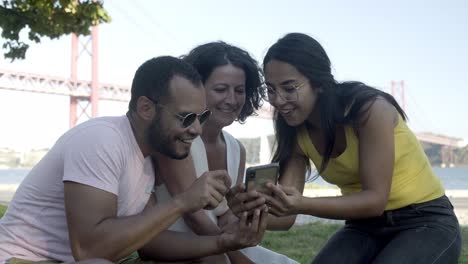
<box><xmin>224</xmin><ymin>107</ymin><xmax>275</xmax><ymax>166</ymax></box>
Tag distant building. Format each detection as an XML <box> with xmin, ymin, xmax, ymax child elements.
<box><xmin>0</xmin><ymin>148</ymin><xmax>19</xmax><ymax>168</ymax></box>
<box><xmin>224</xmin><ymin>106</ymin><xmax>275</xmax><ymax>167</ymax></box>
<box><xmin>0</xmin><ymin>148</ymin><xmax>48</xmax><ymax>169</ymax></box>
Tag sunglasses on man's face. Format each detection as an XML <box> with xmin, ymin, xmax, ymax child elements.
<box><xmin>147</xmin><ymin>97</ymin><xmax>211</xmax><ymax>128</ymax></box>
<box><xmin>160</xmin><ymin>106</ymin><xmax>212</xmax><ymax>128</ymax></box>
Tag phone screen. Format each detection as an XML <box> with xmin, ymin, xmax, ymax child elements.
<box><xmin>245</xmin><ymin>164</ymin><xmax>279</xmax><ymax>195</ymax></box>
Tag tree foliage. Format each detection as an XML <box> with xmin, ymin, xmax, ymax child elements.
<box><xmin>0</xmin><ymin>0</ymin><xmax>111</xmax><ymax>61</ymax></box>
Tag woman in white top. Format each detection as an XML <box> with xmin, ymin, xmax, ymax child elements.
<box><xmin>155</xmin><ymin>41</ymin><xmax>298</xmax><ymax>264</ymax></box>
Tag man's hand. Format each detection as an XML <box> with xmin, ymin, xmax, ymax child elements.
<box><xmin>226</xmin><ymin>183</ymin><xmax>267</xmax><ymax>218</ymax></box>
<box><xmin>263</xmin><ymin>183</ymin><xmax>303</xmax><ymax>217</ymax></box>
<box><xmin>217</xmin><ymin>210</ymin><xmax>238</xmax><ymax>230</ymax></box>
<box><xmin>217</xmin><ymin>207</ymin><xmax>269</xmax><ymax>252</ymax></box>
<box><xmin>174</xmin><ymin>170</ymin><xmax>231</xmax><ymax>213</ymax></box>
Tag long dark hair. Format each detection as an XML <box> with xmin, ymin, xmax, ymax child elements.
<box><xmin>263</xmin><ymin>33</ymin><xmax>407</xmax><ymax>174</ymax></box>
<box><xmin>182</xmin><ymin>41</ymin><xmax>264</xmax><ymax>122</ymax></box>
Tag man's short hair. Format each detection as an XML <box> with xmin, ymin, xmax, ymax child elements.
<box><xmin>128</xmin><ymin>56</ymin><xmax>202</xmax><ymax>111</ymax></box>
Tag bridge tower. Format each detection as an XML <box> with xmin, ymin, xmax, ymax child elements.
<box><xmin>69</xmin><ymin>26</ymin><xmax>99</xmax><ymax>128</ymax></box>
<box><xmin>441</xmin><ymin>145</ymin><xmax>455</xmax><ymax>167</ymax></box>
<box><xmin>393</xmin><ymin>81</ymin><xmax>457</xmax><ymax>167</ymax></box>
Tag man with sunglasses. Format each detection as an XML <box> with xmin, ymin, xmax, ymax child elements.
<box><xmin>0</xmin><ymin>56</ymin><xmax>268</xmax><ymax>264</ymax></box>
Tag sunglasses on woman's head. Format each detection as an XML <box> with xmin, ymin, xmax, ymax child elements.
<box><xmin>146</xmin><ymin>97</ymin><xmax>211</xmax><ymax>128</ymax></box>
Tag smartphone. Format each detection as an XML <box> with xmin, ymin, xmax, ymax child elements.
<box><xmin>244</xmin><ymin>163</ymin><xmax>279</xmax><ymax>195</ymax></box>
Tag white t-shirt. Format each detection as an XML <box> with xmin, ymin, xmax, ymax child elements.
<box><xmin>0</xmin><ymin>116</ymin><xmax>155</xmax><ymax>263</ymax></box>
<box><xmin>154</xmin><ymin>131</ymin><xmax>299</xmax><ymax>264</ymax></box>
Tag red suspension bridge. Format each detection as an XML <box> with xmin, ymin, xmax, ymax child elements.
<box><xmin>0</xmin><ymin>68</ymin><xmax>463</xmax><ymax>164</ymax></box>
<box><xmin>0</xmin><ymin>30</ymin><xmax>464</xmax><ymax>166</ymax></box>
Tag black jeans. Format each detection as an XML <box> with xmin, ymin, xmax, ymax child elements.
<box><xmin>312</xmin><ymin>195</ymin><xmax>461</xmax><ymax>264</ymax></box>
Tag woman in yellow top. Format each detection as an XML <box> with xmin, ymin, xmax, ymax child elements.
<box><xmin>227</xmin><ymin>33</ymin><xmax>461</xmax><ymax>263</ymax></box>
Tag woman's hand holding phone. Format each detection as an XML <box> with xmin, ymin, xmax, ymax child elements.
<box><xmin>227</xmin><ymin>163</ymin><xmax>280</xmax><ymax>218</ymax></box>
<box><xmin>263</xmin><ymin>183</ymin><xmax>303</xmax><ymax>217</ymax></box>
<box><xmin>226</xmin><ymin>184</ymin><xmax>267</xmax><ymax>218</ymax></box>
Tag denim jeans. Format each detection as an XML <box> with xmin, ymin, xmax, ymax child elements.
<box><xmin>311</xmin><ymin>195</ymin><xmax>461</xmax><ymax>264</ymax></box>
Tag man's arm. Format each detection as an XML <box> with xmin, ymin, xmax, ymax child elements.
<box><xmin>157</xmin><ymin>152</ymin><xmax>254</xmax><ymax>263</ymax></box>
<box><xmin>157</xmin><ymin>152</ymin><xmax>223</xmax><ymax>235</ymax></box>
<box><xmin>139</xmin><ymin>195</ymin><xmax>268</xmax><ymax>261</ymax></box>
<box><xmin>138</xmin><ymin>196</ymin><xmax>223</xmax><ymax>261</ymax></box>
<box><xmin>65</xmin><ymin>171</ymin><xmax>229</xmax><ymax>262</ymax></box>
<box><xmin>64</xmin><ymin>181</ymin><xmax>184</xmax><ymax>261</ymax></box>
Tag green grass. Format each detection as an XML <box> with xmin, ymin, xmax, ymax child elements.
<box><xmin>0</xmin><ymin>204</ymin><xmax>6</xmax><ymax>218</ymax></box>
<box><xmin>0</xmin><ymin>204</ymin><xmax>466</xmax><ymax>263</ymax></box>
<box><xmin>261</xmin><ymin>222</ymin><xmax>342</xmax><ymax>263</ymax></box>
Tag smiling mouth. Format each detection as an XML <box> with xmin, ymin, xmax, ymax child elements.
<box><xmin>179</xmin><ymin>138</ymin><xmax>194</xmax><ymax>144</ymax></box>
<box><xmin>279</xmin><ymin>108</ymin><xmax>294</xmax><ymax>116</ymax></box>
<box><xmin>218</xmin><ymin>108</ymin><xmax>237</xmax><ymax>113</ymax></box>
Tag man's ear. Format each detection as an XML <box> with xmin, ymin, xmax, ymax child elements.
<box><xmin>136</xmin><ymin>96</ymin><xmax>155</xmax><ymax>121</ymax></box>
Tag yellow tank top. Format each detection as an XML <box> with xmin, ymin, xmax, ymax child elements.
<box><xmin>297</xmin><ymin>115</ymin><xmax>444</xmax><ymax>210</ymax></box>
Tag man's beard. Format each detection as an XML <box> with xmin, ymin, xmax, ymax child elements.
<box><xmin>146</xmin><ymin>116</ymin><xmax>189</xmax><ymax>160</ymax></box>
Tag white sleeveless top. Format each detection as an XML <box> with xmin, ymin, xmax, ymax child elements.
<box><xmin>153</xmin><ymin>131</ymin><xmax>299</xmax><ymax>264</ymax></box>
<box><xmin>154</xmin><ymin>130</ymin><xmax>240</xmax><ymax>232</ymax></box>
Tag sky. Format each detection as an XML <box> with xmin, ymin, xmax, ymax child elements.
<box><xmin>0</xmin><ymin>0</ymin><xmax>467</xmax><ymax>150</ymax></box>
